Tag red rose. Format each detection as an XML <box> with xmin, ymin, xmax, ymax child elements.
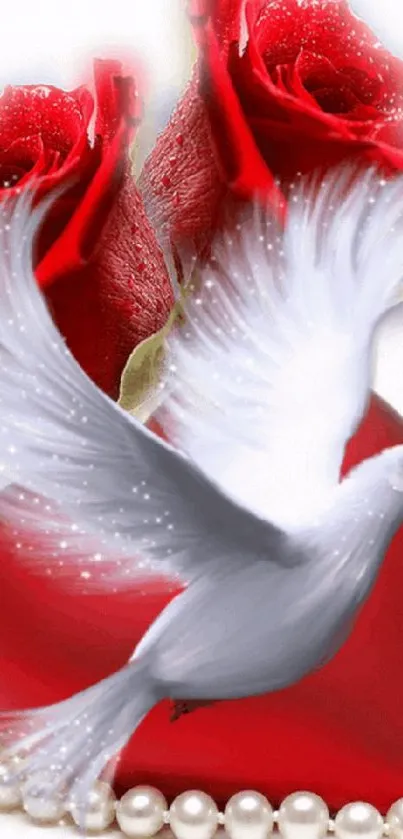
<box><xmin>141</xmin><ymin>0</ymin><xmax>403</xmax><ymax>253</ymax></box>
<box><xmin>0</xmin><ymin>59</ymin><xmax>173</xmax><ymax>396</ymax></box>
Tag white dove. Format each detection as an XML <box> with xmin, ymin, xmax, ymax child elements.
<box><xmin>1</xmin><ymin>167</ymin><xmax>403</xmax><ymax>824</ymax></box>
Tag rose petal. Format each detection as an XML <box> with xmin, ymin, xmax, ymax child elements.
<box><xmin>257</xmin><ymin>0</ymin><xmax>402</xmax><ymax>100</ymax></box>
<box><xmin>139</xmin><ymin>12</ymin><xmax>287</xmax><ymax>260</ymax></box>
<box><xmin>254</xmin><ymin>0</ymin><xmax>300</xmax><ymax>58</ymax></box>
<box><xmin>37</xmin><ymin>62</ymin><xmax>139</xmax><ymax>286</ymax></box>
<box><xmin>94</xmin><ymin>58</ymin><xmax>142</xmax><ymax>144</ymax></box>
<box><xmin>188</xmin><ymin>0</ymin><xmax>267</xmax><ymax>47</ymax></box>
<box><xmin>44</xmin><ymin>164</ymin><xmax>174</xmax><ymax>397</ymax></box>
<box><xmin>140</xmin><ymin>72</ymin><xmax>227</xmax><ymax>261</ymax></box>
<box><xmin>218</xmin><ymin>1</ymin><xmax>403</xmax><ymax>180</ymax></box>
<box><xmin>37</xmin><ymin>125</ymin><xmax>123</xmax><ymax>284</ymax></box>
<box><xmin>138</xmin><ymin>1</ymin><xmax>274</xmax><ymax>258</ymax></box>
<box><xmin>370</xmin><ymin>117</ymin><xmax>403</xmax><ymax>148</ymax></box>
<box><xmin>297</xmin><ymin>52</ymin><xmax>383</xmax><ymax>108</ymax></box>
<box><xmin>0</xmin><ymin>83</ymin><xmax>92</xmax><ymax>158</ymax></box>
<box><xmin>0</xmin><ymin>61</ymin><xmax>174</xmax><ymax>398</ymax></box>
<box><xmin>26</xmin><ymin>59</ymin><xmax>175</xmax><ymax>399</ymax></box>
<box><xmin>0</xmin><ymin>135</ymin><xmax>48</xmax><ymax>188</ymax></box>
<box><xmin>195</xmin><ymin>17</ymin><xmax>285</xmax><ymax>205</ymax></box>
<box><xmin>0</xmin><ymin>85</ymin><xmax>93</xmax><ymax>201</ymax></box>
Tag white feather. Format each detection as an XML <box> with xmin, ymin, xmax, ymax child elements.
<box><xmin>158</xmin><ymin>168</ymin><xmax>403</xmax><ymax>527</ymax></box>
<box><xmin>0</xmin><ymin>194</ymin><xmax>285</xmax><ymax>591</ymax></box>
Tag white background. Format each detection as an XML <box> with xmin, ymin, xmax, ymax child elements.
<box><xmin>1</xmin><ymin>1</ymin><xmax>403</xmax><ymax>836</ymax></box>
<box><xmin>0</xmin><ymin>0</ymin><xmax>401</xmax><ymax>90</ymax></box>
<box><xmin>0</xmin><ymin>0</ymin><xmax>191</xmax><ymax>91</ymax></box>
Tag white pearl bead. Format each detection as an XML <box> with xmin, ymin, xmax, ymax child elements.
<box><xmin>0</xmin><ymin>762</ymin><xmax>21</xmax><ymax>811</ymax></box>
<box><xmin>22</xmin><ymin>771</ymin><xmax>66</xmax><ymax>823</ymax></box>
<box><xmin>116</xmin><ymin>785</ymin><xmax>167</xmax><ymax>837</ymax></box>
<box><xmin>170</xmin><ymin>790</ymin><xmax>219</xmax><ymax>839</ymax></box>
<box><xmin>335</xmin><ymin>802</ymin><xmax>383</xmax><ymax>839</ymax></box>
<box><xmin>70</xmin><ymin>780</ymin><xmax>116</xmax><ymax>832</ymax></box>
<box><xmin>387</xmin><ymin>799</ymin><xmax>403</xmax><ymax>839</ymax></box>
<box><xmin>278</xmin><ymin>792</ymin><xmax>329</xmax><ymax>839</ymax></box>
<box><xmin>225</xmin><ymin>790</ymin><xmax>274</xmax><ymax>839</ymax></box>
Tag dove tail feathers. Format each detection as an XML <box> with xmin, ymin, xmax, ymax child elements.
<box><xmin>0</xmin><ymin>658</ymin><xmax>157</xmax><ymax>826</ymax></box>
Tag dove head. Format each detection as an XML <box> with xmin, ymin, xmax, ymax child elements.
<box><xmin>325</xmin><ymin>443</ymin><xmax>403</xmax><ymax>563</ymax></box>
<box><xmin>300</xmin><ymin>445</ymin><xmax>403</xmax><ymax>616</ymax></box>
<box><xmin>343</xmin><ymin>444</ymin><xmax>403</xmax><ymax>515</ymax></box>
<box><xmin>375</xmin><ymin>444</ymin><xmax>403</xmax><ymax>497</ymax></box>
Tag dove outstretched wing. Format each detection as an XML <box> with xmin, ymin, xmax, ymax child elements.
<box><xmin>158</xmin><ymin>168</ymin><xmax>403</xmax><ymax>526</ymax></box>
<box><xmin>0</xmin><ymin>197</ymin><xmax>287</xmax><ymax>591</ymax></box>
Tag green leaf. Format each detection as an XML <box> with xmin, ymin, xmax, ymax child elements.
<box><xmin>118</xmin><ymin>278</ymin><xmax>196</xmax><ymax>422</ymax></box>
<box><xmin>118</xmin><ymin>328</ymin><xmax>167</xmax><ymax>423</ymax></box>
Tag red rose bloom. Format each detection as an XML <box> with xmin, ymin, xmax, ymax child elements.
<box><xmin>0</xmin><ymin>60</ymin><xmax>173</xmax><ymax>396</ymax></box>
<box><xmin>141</xmin><ymin>0</ymin><xmax>403</xmax><ymax>252</ymax></box>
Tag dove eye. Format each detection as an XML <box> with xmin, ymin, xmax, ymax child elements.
<box><xmin>388</xmin><ymin>469</ymin><xmax>403</xmax><ymax>493</ymax></box>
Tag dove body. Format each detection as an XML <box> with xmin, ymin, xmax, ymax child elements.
<box><xmin>134</xmin><ymin>448</ymin><xmax>403</xmax><ymax>702</ymax></box>
<box><xmin>2</xmin><ymin>168</ymin><xmax>403</xmax><ymax>820</ymax></box>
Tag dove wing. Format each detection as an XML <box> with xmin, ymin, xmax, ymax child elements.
<box><xmin>0</xmin><ymin>197</ymin><xmax>287</xmax><ymax>591</ymax></box>
<box><xmin>157</xmin><ymin>167</ymin><xmax>403</xmax><ymax>526</ymax></box>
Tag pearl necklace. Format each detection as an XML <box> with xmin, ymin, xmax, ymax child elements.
<box><xmin>1</xmin><ymin>774</ymin><xmax>403</xmax><ymax>839</ymax></box>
